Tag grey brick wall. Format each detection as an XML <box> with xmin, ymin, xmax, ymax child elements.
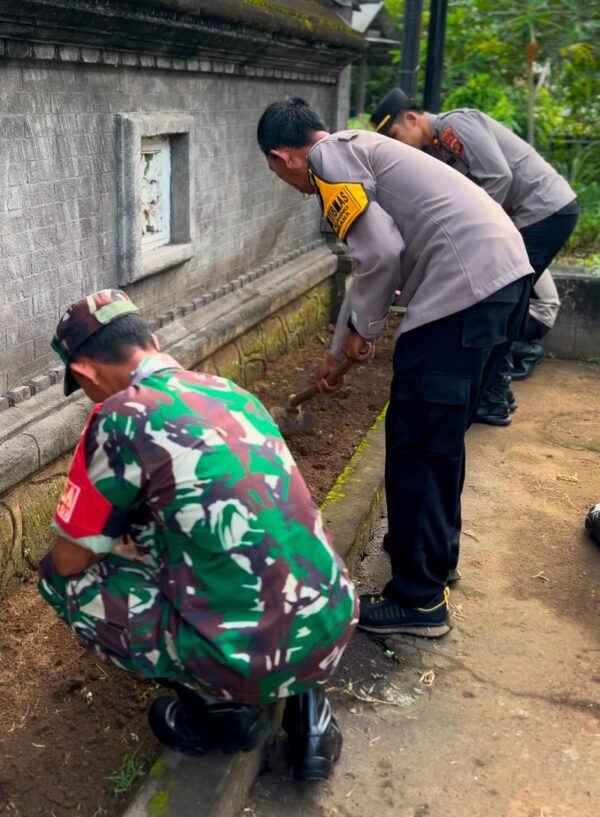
<box><xmin>0</xmin><ymin>59</ymin><xmax>345</xmax><ymax>392</ymax></box>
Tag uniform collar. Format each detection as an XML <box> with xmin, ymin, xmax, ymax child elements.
<box><xmin>428</xmin><ymin>113</ymin><xmax>441</xmax><ymax>149</ymax></box>
<box><xmin>129</xmin><ymin>353</ymin><xmax>183</xmax><ymax>386</ymax></box>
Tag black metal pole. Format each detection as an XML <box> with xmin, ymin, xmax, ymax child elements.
<box><xmin>423</xmin><ymin>0</ymin><xmax>449</xmax><ymax>113</ymax></box>
<box><xmin>398</xmin><ymin>0</ymin><xmax>423</xmax><ymax>100</ymax></box>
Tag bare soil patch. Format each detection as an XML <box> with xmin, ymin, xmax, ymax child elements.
<box><xmin>0</xmin><ymin>324</ymin><xmax>396</xmax><ymax>817</ymax></box>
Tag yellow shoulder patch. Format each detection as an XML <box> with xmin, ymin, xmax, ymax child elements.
<box><xmin>309</xmin><ymin>172</ymin><xmax>369</xmax><ymax>241</ymax></box>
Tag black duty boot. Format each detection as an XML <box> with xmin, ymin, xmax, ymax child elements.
<box><xmin>358</xmin><ymin>588</ymin><xmax>452</xmax><ymax>638</ymax></box>
<box><xmin>473</xmin><ymin>390</ymin><xmax>511</xmax><ymax>426</ymax></box>
<box><xmin>282</xmin><ymin>688</ymin><xmax>342</xmax><ymax>782</ymax></box>
<box><xmin>148</xmin><ymin>691</ymin><xmax>270</xmax><ymax>756</ymax></box>
<box><xmin>506</xmin><ymin>381</ymin><xmax>518</xmax><ymax>413</ymax></box>
<box><xmin>511</xmin><ymin>341</ymin><xmax>546</xmax><ymax>380</ymax></box>
<box><xmin>585</xmin><ymin>503</ymin><xmax>600</xmax><ymax>545</ymax></box>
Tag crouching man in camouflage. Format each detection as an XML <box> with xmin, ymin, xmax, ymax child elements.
<box><xmin>39</xmin><ymin>289</ymin><xmax>358</xmax><ymax>783</ymax></box>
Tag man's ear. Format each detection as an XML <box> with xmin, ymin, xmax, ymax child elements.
<box><xmin>69</xmin><ymin>358</ymin><xmax>101</xmax><ymax>386</ymax></box>
<box><xmin>269</xmin><ymin>147</ymin><xmax>292</xmax><ymax>166</ymax></box>
<box><xmin>403</xmin><ymin>111</ymin><xmax>419</xmax><ymax>128</ymax></box>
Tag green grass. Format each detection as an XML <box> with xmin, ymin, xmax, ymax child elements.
<box><xmin>106</xmin><ymin>744</ymin><xmax>152</xmax><ymax>799</ymax></box>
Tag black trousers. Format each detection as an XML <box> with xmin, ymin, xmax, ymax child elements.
<box><xmin>384</xmin><ymin>277</ymin><xmax>531</xmax><ymax>607</ymax></box>
<box><xmin>518</xmin><ymin>204</ymin><xmax>579</xmax><ymax>285</ymax></box>
<box><xmin>483</xmin><ymin>204</ymin><xmax>578</xmax><ymax>394</ymax></box>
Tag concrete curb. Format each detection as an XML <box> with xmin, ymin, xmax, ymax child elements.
<box><xmin>120</xmin><ymin>413</ymin><xmax>387</xmax><ymax>817</ymax></box>
<box><xmin>320</xmin><ymin>406</ymin><xmax>387</xmax><ymax>570</ymax></box>
<box><xmin>544</xmin><ymin>271</ymin><xmax>600</xmax><ymax>360</ymax></box>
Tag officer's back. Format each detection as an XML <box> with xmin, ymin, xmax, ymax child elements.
<box><xmin>309</xmin><ymin>129</ymin><xmax>531</xmax><ymax>334</ymax></box>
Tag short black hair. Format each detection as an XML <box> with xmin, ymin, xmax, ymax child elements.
<box><xmin>71</xmin><ymin>313</ymin><xmax>156</xmax><ymax>365</ymax></box>
<box><xmin>395</xmin><ymin>106</ymin><xmax>424</xmax><ymax>121</ymax></box>
<box><xmin>257</xmin><ymin>97</ymin><xmax>327</xmax><ymax>155</ymax></box>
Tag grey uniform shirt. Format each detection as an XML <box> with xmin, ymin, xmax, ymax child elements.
<box><xmin>307</xmin><ymin>130</ymin><xmax>533</xmax><ymax>358</ymax></box>
<box><xmin>428</xmin><ymin>109</ymin><xmax>576</xmax><ymax>229</ymax></box>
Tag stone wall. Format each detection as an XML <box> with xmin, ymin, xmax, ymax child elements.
<box><xmin>0</xmin><ymin>59</ymin><xmax>340</xmax><ymax>393</ymax></box>
<box><xmin>0</xmin><ymin>0</ymin><xmax>363</xmax><ymax>397</ymax></box>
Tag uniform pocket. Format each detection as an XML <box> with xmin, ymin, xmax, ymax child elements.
<box><xmin>463</xmin><ymin>281</ymin><xmax>526</xmax><ymax>348</ymax></box>
<box><xmin>390</xmin><ymin>372</ymin><xmax>470</xmax><ymax>460</ymax></box>
<box><xmin>462</xmin><ymin>301</ymin><xmax>515</xmax><ymax>348</ymax></box>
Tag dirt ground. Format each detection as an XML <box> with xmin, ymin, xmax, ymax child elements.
<box><xmin>0</xmin><ymin>324</ymin><xmax>396</xmax><ymax>817</ymax></box>
<box><xmin>244</xmin><ymin>358</ymin><xmax>600</xmax><ymax>817</ymax></box>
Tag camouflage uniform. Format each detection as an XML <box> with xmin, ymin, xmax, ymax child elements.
<box><xmin>40</xmin><ymin>351</ymin><xmax>358</xmax><ymax>705</ymax></box>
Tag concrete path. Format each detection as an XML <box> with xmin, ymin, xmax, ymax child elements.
<box><xmin>243</xmin><ymin>359</ymin><xmax>600</xmax><ymax>817</ymax></box>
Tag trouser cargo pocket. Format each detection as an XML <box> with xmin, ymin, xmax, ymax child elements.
<box><xmin>390</xmin><ymin>372</ymin><xmax>471</xmax><ymax>460</ymax></box>
<box><xmin>463</xmin><ymin>278</ymin><xmax>531</xmax><ymax>348</ymax></box>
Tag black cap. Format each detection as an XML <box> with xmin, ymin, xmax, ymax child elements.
<box><xmin>370</xmin><ymin>88</ymin><xmax>417</xmax><ymax>134</ymax></box>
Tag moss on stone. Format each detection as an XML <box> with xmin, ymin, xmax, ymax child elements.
<box><xmin>261</xmin><ymin>316</ymin><xmax>288</xmax><ymax>363</ymax></box>
<box><xmin>321</xmin><ymin>405</ymin><xmax>388</xmax><ymax>509</ymax></box>
<box><xmin>239</xmin><ymin>326</ymin><xmax>264</xmax><ymax>358</ymax></box>
<box><xmin>150</xmin><ymin>789</ymin><xmax>170</xmax><ymax>817</ymax></box>
<box><xmin>148</xmin><ymin>757</ymin><xmax>167</xmax><ymax>778</ymax></box>
<box><xmin>21</xmin><ymin>478</ymin><xmax>66</xmax><ymax>563</ymax></box>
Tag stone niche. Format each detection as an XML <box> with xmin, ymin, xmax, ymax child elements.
<box><xmin>116</xmin><ymin>113</ymin><xmax>194</xmax><ymax>283</ymax></box>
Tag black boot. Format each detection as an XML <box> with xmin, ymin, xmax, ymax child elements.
<box><xmin>282</xmin><ymin>688</ymin><xmax>342</xmax><ymax>782</ymax></box>
<box><xmin>473</xmin><ymin>384</ymin><xmax>511</xmax><ymax>426</ymax></box>
<box><xmin>585</xmin><ymin>503</ymin><xmax>600</xmax><ymax>545</ymax></box>
<box><xmin>148</xmin><ymin>687</ymin><xmax>270</xmax><ymax>756</ymax></box>
<box><xmin>511</xmin><ymin>341</ymin><xmax>546</xmax><ymax>380</ymax></box>
<box><xmin>474</xmin><ymin>360</ymin><xmax>513</xmax><ymax>426</ymax></box>
<box><xmin>505</xmin><ymin>371</ymin><xmax>518</xmax><ymax>412</ymax></box>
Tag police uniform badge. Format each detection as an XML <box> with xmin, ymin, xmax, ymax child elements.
<box><xmin>308</xmin><ymin>170</ymin><xmax>369</xmax><ymax>241</ymax></box>
<box><xmin>439</xmin><ymin>125</ymin><xmax>464</xmax><ymax>156</ymax></box>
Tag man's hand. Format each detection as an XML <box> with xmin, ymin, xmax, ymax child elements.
<box><xmin>50</xmin><ymin>536</ymin><xmax>105</xmax><ymax>577</ymax></box>
<box><xmin>314</xmin><ymin>352</ymin><xmax>348</xmax><ymax>394</ymax></box>
<box><xmin>342</xmin><ymin>331</ymin><xmax>374</xmax><ymax>362</ymax></box>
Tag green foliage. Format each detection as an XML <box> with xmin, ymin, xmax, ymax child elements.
<box><xmin>365</xmin><ymin>0</ymin><xmax>600</xmax><ymax>256</ymax></box>
<box><xmin>443</xmin><ymin>76</ymin><xmax>521</xmax><ymax>132</ymax></box>
<box><xmin>347</xmin><ymin>113</ymin><xmax>372</xmax><ymax>130</ymax></box>
<box><xmin>555</xmin><ymin>141</ymin><xmax>600</xmax><ymax>257</ymax></box>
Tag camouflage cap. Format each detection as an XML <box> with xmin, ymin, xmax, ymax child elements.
<box><xmin>51</xmin><ymin>289</ymin><xmax>139</xmax><ymax>396</ymax></box>
<box><xmin>370</xmin><ymin>88</ymin><xmax>418</xmax><ymax>135</ymax></box>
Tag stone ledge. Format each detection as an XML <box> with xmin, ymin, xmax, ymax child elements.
<box><xmin>0</xmin><ymin>246</ymin><xmax>337</xmax><ymax>499</ymax></box>
<box><xmin>544</xmin><ymin>272</ymin><xmax>600</xmax><ymax>360</ymax></box>
<box><xmin>0</xmin><ymin>0</ymin><xmax>364</xmax><ymax>73</ymax></box>
<box><xmin>0</xmin><ymin>241</ymin><xmax>326</xmax><ymax>410</ymax></box>
<box><xmin>0</xmin><ymin>37</ymin><xmax>341</xmax><ymax>83</ymax></box>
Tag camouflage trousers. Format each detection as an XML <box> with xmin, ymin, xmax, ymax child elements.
<box><xmin>38</xmin><ymin>553</ymin><xmax>354</xmax><ymax>705</ymax></box>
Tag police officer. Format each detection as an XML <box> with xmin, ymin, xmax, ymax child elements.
<box><xmin>39</xmin><ymin>289</ymin><xmax>358</xmax><ymax>782</ymax></box>
<box><xmin>257</xmin><ymin>98</ymin><xmax>533</xmax><ymax>637</ymax></box>
<box><xmin>370</xmin><ymin>89</ymin><xmax>579</xmax><ymax>423</ymax></box>
<box><xmin>512</xmin><ymin>268</ymin><xmax>560</xmax><ymax>380</ymax></box>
